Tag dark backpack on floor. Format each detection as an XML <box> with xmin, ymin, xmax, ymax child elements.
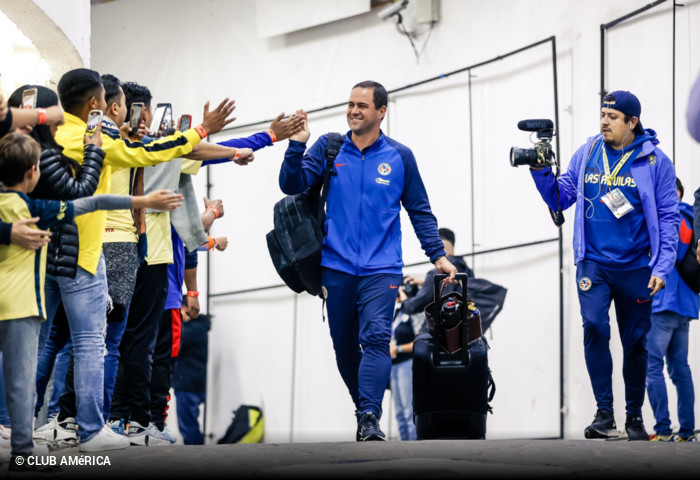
<box><xmin>266</xmin><ymin>133</ymin><xmax>344</xmax><ymax>297</ymax></box>
<box><xmin>217</xmin><ymin>405</ymin><xmax>264</xmax><ymax>444</ymax></box>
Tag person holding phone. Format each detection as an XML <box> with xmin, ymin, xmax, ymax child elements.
<box><xmin>4</xmin><ymin>84</ymin><xmax>109</xmax><ymax>449</ymax></box>
<box><xmin>0</xmin><ymin>81</ymin><xmax>65</xmax><ymax>137</ymax></box>
<box><xmin>31</xmin><ymin>69</ymin><xmax>236</xmax><ymax>451</ymax></box>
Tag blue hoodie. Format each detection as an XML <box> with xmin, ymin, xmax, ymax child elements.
<box><xmin>530</xmin><ymin>129</ymin><xmax>679</xmax><ymax>282</ymax></box>
<box><xmin>652</xmin><ymin>202</ymin><xmax>700</xmax><ymax>319</ymax></box>
<box><xmin>280</xmin><ymin>131</ymin><xmax>445</xmax><ymax>276</ymax></box>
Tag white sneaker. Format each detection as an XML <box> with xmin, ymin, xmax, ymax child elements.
<box><xmin>79</xmin><ymin>425</ymin><xmax>130</xmax><ymax>453</ymax></box>
<box><xmin>160</xmin><ymin>425</ymin><xmax>177</xmax><ymax>445</ymax></box>
<box><xmin>0</xmin><ymin>426</ymin><xmax>51</xmax><ymax>460</ymax></box>
<box><xmin>127</xmin><ymin>421</ymin><xmax>170</xmax><ymax>446</ymax></box>
<box><xmin>33</xmin><ymin>416</ymin><xmax>78</xmax><ymax>442</ymax></box>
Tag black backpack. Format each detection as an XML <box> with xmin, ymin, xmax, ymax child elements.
<box><xmin>676</xmin><ymin>209</ymin><xmax>700</xmax><ymax>293</ymax></box>
<box><xmin>266</xmin><ymin>133</ymin><xmax>344</xmax><ymax>297</ymax></box>
<box><xmin>217</xmin><ymin>405</ymin><xmax>264</xmax><ymax>444</ymax></box>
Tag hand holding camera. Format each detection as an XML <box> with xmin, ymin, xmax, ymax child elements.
<box><xmin>510</xmin><ymin>119</ymin><xmax>556</xmax><ymax>169</ymax></box>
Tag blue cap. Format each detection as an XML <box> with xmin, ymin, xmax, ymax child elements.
<box><xmin>602</xmin><ymin>91</ymin><xmax>644</xmax><ymax>133</ymax></box>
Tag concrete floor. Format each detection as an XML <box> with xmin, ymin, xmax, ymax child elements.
<box><xmin>1</xmin><ymin>439</ymin><xmax>699</xmax><ymax>479</ymax></box>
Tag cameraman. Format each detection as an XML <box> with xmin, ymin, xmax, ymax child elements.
<box><xmin>528</xmin><ymin>91</ymin><xmax>678</xmax><ymax>441</ymax></box>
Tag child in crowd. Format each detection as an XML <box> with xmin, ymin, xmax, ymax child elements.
<box><xmin>0</xmin><ymin>132</ymin><xmax>182</xmax><ymax>469</ymax></box>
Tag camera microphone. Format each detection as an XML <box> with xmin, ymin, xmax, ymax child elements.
<box><xmin>517</xmin><ymin>119</ymin><xmax>554</xmax><ymax>132</ymax></box>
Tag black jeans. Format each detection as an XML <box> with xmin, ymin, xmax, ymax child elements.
<box><xmin>149</xmin><ymin>308</ymin><xmax>181</xmax><ymax>429</ymax></box>
<box><xmin>109</xmin><ymin>263</ymin><xmax>168</xmax><ymax>426</ymax></box>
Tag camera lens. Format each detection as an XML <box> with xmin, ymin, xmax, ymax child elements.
<box><xmin>510</xmin><ymin>147</ymin><xmax>539</xmax><ymax>167</ymax></box>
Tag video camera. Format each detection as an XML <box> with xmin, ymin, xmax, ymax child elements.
<box><xmin>509</xmin><ymin>119</ymin><xmax>556</xmax><ymax>168</ymax></box>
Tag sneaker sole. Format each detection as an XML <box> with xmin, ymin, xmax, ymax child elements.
<box><xmin>584</xmin><ymin>427</ymin><xmax>619</xmax><ymax>439</ymax></box>
<box><xmin>79</xmin><ymin>440</ymin><xmax>130</xmax><ymax>453</ymax></box>
<box><xmin>360</xmin><ymin>434</ymin><xmax>386</xmax><ymax>441</ymax></box>
<box><xmin>33</xmin><ymin>430</ymin><xmax>78</xmax><ymax>442</ymax></box>
<box><xmin>128</xmin><ymin>435</ymin><xmax>171</xmax><ymax>447</ymax></box>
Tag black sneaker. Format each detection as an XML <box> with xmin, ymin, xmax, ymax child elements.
<box><xmin>625</xmin><ymin>416</ymin><xmax>649</xmax><ymax>441</ymax></box>
<box><xmin>8</xmin><ymin>455</ymin><xmax>62</xmax><ymax>477</ymax></box>
<box><xmin>584</xmin><ymin>409</ymin><xmax>618</xmax><ymax>439</ymax></box>
<box><xmin>356</xmin><ymin>412</ymin><xmax>386</xmax><ymax>442</ymax></box>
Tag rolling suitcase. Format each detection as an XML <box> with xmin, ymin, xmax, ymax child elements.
<box><xmin>412</xmin><ymin>273</ymin><xmax>495</xmax><ymax>440</ymax></box>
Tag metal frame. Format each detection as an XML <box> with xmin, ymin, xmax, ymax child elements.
<box><xmin>204</xmin><ymin>37</ymin><xmax>565</xmax><ymax>440</ymax></box>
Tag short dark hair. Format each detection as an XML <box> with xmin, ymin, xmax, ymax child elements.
<box><xmin>0</xmin><ymin>133</ymin><xmax>41</xmax><ymax>186</ymax></box>
<box><xmin>57</xmin><ymin>68</ymin><xmax>103</xmax><ymax>115</ymax></box>
<box><xmin>676</xmin><ymin>177</ymin><xmax>684</xmax><ymax>200</ymax></box>
<box><xmin>8</xmin><ymin>85</ymin><xmax>62</xmax><ymax>153</ymax></box>
<box><xmin>101</xmin><ymin>74</ymin><xmax>123</xmax><ymax>109</ymax></box>
<box><xmin>352</xmin><ymin>80</ymin><xmax>388</xmax><ymax>109</ymax></box>
<box><xmin>121</xmin><ymin>81</ymin><xmax>152</xmax><ymax>122</ymax></box>
<box><xmin>438</xmin><ymin>228</ymin><xmax>455</xmax><ymax>246</ymax></box>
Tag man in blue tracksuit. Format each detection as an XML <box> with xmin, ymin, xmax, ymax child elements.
<box><xmin>530</xmin><ymin>91</ymin><xmax>678</xmax><ymax>441</ymax></box>
<box><xmin>646</xmin><ymin>178</ymin><xmax>697</xmax><ymax>442</ymax></box>
<box><xmin>279</xmin><ymin>81</ymin><xmax>457</xmax><ymax>441</ymax></box>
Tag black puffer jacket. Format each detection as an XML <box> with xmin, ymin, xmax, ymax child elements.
<box><xmin>31</xmin><ymin>145</ymin><xmax>106</xmax><ymax>278</ymax></box>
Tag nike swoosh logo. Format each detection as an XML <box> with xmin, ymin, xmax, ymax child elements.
<box><xmin>335</xmin><ymin>162</ymin><xmax>348</xmax><ymax>167</ymax></box>
<box><xmin>636</xmin><ymin>298</ymin><xmax>651</xmax><ymax>304</ymax></box>
<box><xmin>389</xmin><ymin>285</ymin><xmax>399</xmax><ymax>289</ymax></box>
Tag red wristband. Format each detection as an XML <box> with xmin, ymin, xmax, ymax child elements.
<box><xmin>186</xmin><ymin>291</ymin><xmax>199</xmax><ymax>298</ymax></box>
<box><xmin>36</xmin><ymin>109</ymin><xmax>47</xmax><ymax>125</ymax></box>
<box><xmin>265</xmin><ymin>128</ymin><xmax>277</xmax><ymax>143</ymax></box>
<box><xmin>194</xmin><ymin>124</ymin><xmax>208</xmax><ymax>140</ymax></box>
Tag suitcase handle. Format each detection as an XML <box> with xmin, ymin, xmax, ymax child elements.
<box><xmin>432</xmin><ymin>272</ymin><xmax>469</xmax><ymax>326</ymax></box>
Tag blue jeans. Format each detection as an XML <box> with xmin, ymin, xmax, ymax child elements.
<box><xmin>35</xmin><ymin>314</ymin><xmax>71</xmax><ymax>417</ymax></box>
<box><xmin>0</xmin><ymin>317</ymin><xmax>42</xmax><ymax>455</ymax></box>
<box><xmin>175</xmin><ymin>390</ymin><xmax>205</xmax><ymax>445</ymax></box>
<box><xmin>577</xmin><ymin>261</ymin><xmax>651</xmax><ymax>416</ymax></box>
<box><xmin>44</xmin><ymin>256</ymin><xmax>108</xmax><ymax>441</ymax></box>
<box><xmin>390</xmin><ymin>359</ymin><xmax>416</xmax><ymax>440</ymax></box>
<box><xmin>0</xmin><ymin>357</ymin><xmax>9</xmax><ymax>426</ymax></box>
<box><xmin>104</xmin><ymin>307</ymin><xmax>128</xmax><ymax>421</ymax></box>
<box><xmin>646</xmin><ymin>311</ymin><xmax>695</xmax><ymax>436</ymax></box>
<box><xmin>322</xmin><ymin>269</ymin><xmax>403</xmax><ymax>416</ymax></box>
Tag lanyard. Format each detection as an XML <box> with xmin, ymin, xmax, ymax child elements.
<box><xmin>601</xmin><ymin>147</ymin><xmax>635</xmax><ymax>187</ymax></box>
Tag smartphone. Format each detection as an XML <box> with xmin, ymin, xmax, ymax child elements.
<box><xmin>129</xmin><ymin>102</ymin><xmax>145</xmax><ymax>130</ymax></box>
<box><xmin>149</xmin><ymin>104</ymin><xmax>167</xmax><ymax>135</ymax></box>
<box><xmin>22</xmin><ymin>88</ymin><xmax>37</xmax><ymax>109</ymax></box>
<box><xmin>178</xmin><ymin>114</ymin><xmax>192</xmax><ymax>132</ymax></box>
<box><xmin>157</xmin><ymin>103</ymin><xmax>172</xmax><ymax>131</ymax></box>
<box><xmin>86</xmin><ymin>109</ymin><xmax>103</xmax><ymax>139</ymax></box>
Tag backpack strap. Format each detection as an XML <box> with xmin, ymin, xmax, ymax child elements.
<box><xmin>318</xmin><ymin>132</ymin><xmax>344</xmax><ymax>231</ymax></box>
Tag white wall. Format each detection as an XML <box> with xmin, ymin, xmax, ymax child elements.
<box><xmin>0</xmin><ymin>0</ymin><xmax>89</xmax><ymax>87</ymax></box>
<box><xmin>91</xmin><ymin>0</ymin><xmax>700</xmax><ymax>442</ymax></box>
<box><xmin>33</xmin><ymin>0</ymin><xmax>91</xmax><ymax>67</ymax></box>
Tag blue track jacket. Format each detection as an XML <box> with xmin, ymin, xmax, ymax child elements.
<box><xmin>530</xmin><ymin>130</ymin><xmax>679</xmax><ymax>282</ymax></box>
<box><xmin>280</xmin><ymin>131</ymin><xmax>445</xmax><ymax>276</ymax></box>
